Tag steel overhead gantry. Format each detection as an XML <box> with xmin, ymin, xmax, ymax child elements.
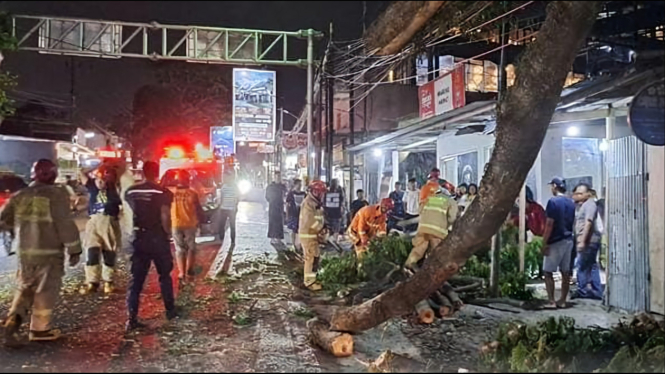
<box><xmin>11</xmin><ymin>14</ymin><xmax>323</xmax><ymax>177</ymax></box>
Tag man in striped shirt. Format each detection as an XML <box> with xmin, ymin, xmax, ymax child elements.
<box><xmin>219</xmin><ymin>172</ymin><xmax>240</xmax><ymax>246</ymax></box>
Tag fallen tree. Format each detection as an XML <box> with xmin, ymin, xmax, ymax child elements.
<box><xmin>329</xmin><ymin>1</ymin><xmax>600</xmax><ymax>334</ymax></box>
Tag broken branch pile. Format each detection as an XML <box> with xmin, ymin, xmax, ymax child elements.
<box><xmin>316</xmin><ymin>236</ymin><xmax>472</xmax><ymax>323</ymax></box>
<box><xmin>481</xmin><ymin>314</ymin><xmax>665</xmax><ymax>373</ymax></box>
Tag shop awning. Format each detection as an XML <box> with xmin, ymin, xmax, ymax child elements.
<box><xmin>347</xmin><ymin>100</ymin><xmax>496</xmax><ymax>153</ymax></box>
<box><xmin>348</xmin><ymin>61</ymin><xmax>663</xmax><ymax>154</ymax></box>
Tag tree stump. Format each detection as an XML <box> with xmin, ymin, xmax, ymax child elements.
<box><xmin>307</xmin><ymin>318</ymin><xmax>354</xmax><ymax>357</ymax></box>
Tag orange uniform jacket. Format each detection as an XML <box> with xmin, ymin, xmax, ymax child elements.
<box><xmin>348</xmin><ymin>204</ymin><xmax>387</xmax><ymax>245</ymax></box>
<box><xmin>419</xmin><ymin>180</ymin><xmax>441</xmax><ymax>209</ymax></box>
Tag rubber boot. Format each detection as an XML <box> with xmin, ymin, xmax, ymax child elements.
<box><xmin>3</xmin><ymin>315</ymin><xmax>22</xmax><ymax>348</ymax></box>
<box><xmin>29</xmin><ymin>329</ymin><xmax>62</xmax><ymax>342</ymax></box>
<box><xmin>80</xmin><ymin>283</ymin><xmax>99</xmax><ymax>295</ymax></box>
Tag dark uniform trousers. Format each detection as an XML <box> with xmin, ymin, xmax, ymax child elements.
<box><xmin>126</xmin><ymin>230</ymin><xmax>175</xmax><ymax>319</ymax></box>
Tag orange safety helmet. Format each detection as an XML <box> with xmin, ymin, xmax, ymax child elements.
<box><xmin>308</xmin><ymin>180</ymin><xmax>328</xmax><ymax>201</ymax></box>
<box><xmin>31</xmin><ymin>159</ymin><xmax>58</xmax><ymax>184</ymax></box>
<box><xmin>380</xmin><ymin>198</ymin><xmax>394</xmax><ymax>213</ymax></box>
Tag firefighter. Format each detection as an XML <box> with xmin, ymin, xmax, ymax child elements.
<box><xmin>298</xmin><ymin>180</ymin><xmax>327</xmax><ymax>291</ymax></box>
<box><xmin>1</xmin><ymin>159</ymin><xmax>82</xmax><ymax>346</ymax></box>
<box><xmin>348</xmin><ymin>198</ymin><xmax>394</xmax><ymax>260</ymax></box>
<box><xmin>405</xmin><ymin>186</ymin><xmax>458</xmax><ymax>270</ymax></box>
<box><xmin>79</xmin><ymin>165</ymin><xmax>123</xmax><ymax>294</ymax></box>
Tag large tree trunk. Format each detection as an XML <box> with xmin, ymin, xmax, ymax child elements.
<box><xmin>329</xmin><ymin>1</ymin><xmax>600</xmax><ymax>333</ymax></box>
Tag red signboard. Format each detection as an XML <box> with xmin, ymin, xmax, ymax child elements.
<box><xmin>418</xmin><ymin>66</ymin><xmax>466</xmax><ymax>119</ymax></box>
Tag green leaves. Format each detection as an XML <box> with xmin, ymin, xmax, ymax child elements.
<box><xmin>317</xmin><ymin>236</ymin><xmax>414</xmax><ymax>295</ymax></box>
<box><xmin>483</xmin><ymin>315</ymin><xmax>665</xmax><ymax>373</ymax></box>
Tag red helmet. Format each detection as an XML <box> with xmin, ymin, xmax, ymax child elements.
<box><xmin>308</xmin><ymin>180</ymin><xmax>327</xmax><ymax>201</ymax></box>
<box><xmin>380</xmin><ymin>198</ymin><xmax>394</xmax><ymax>212</ymax></box>
<box><xmin>95</xmin><ymin>165</ymin><xmax>118</xmax><ymax>184</ymax></box>
<box><xmin>441</xmin><ymin>180</ymin><xmax>456</xmax><ymax>195</ymax></box>
<box><xmin>31</xmin><ymin>159</ymin><xmax>58</xmax><ymax>184</ymax></box>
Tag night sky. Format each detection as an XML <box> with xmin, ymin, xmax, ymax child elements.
<box><xmin>1</xmin><ymin>1</ymin><xmax>388</xmax><ymax>132</ymax></box>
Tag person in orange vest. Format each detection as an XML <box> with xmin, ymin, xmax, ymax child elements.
<box><xmin>347</xmin><ymin>198</ymin><xmax>394</xmax><ymax>260</ymax></box>
<box><xmin>169</xmin><ymin>169</ymin><xmax>205</xmax><ymax>285</ymax></box>
<box><xmin>420</xmin><ymin>168</ymin><xmax>442</xmax><ymax>208</ymax></box>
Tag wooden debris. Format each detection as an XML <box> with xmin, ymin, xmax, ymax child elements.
<box><xmin>441</xmin><ymin>282</ymin><xmax>464</xmax><ymax>310</ymax></box>
<box><xmin>415</xmin><ymin>300</ymin><xmax>435</xmax><ymax>324</ymax></box>
<box><xmin>307</xmin><ymin>317</ymin><xmax>354</xmax><ymax>357</ymax></box>
<box><xmin>432</xmin><ymin>290</ymin><xmax>453</xmax><ymax>317</ymax></box>
<box><xmin>357</xmin><ymin>350</ymin><xmax>428</xmax><ymax>373</ymax></box>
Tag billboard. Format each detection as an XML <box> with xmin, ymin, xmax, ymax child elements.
<box><xmin>418</xmin><ymin>66</ymin><xmax>466</xmax><ymax>119</ymax></box>
<box><xmin>232</xmin><ymin>68</ymin><xmax>276</xmax><ymax>142</ymax></box>
<box><xmin>210</xmin><ymin>126</ymin><xmax>235</xmax><ymax>157</ymax></box>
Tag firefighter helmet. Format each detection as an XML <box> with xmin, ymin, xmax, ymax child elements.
<box><xmin>308</xmin><ymin>180</ymin><xmax>328</xmax><ymax>201</ymax></box>
<box><xmin>31</xmin><ymin>159</ymin><xmax>58</xmax><ymax>184</ymax></box>
<box><xmin>441</xmin><ymin>180</ymin><xmax>456</xmax><ymax>195</ymax></box>
<box><xmin>95</xmin><ymin>165</ymin><xmax>117</xmax><ymax>184</ymax></box>
<box><xmin>380</xmin><ymin>198</ymin><xmax>394</xmax><ymax>213</ymax></box>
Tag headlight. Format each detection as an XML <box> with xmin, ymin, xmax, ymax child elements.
<box><xmin>238</xmin><ymin>179</ymin><xmax>252</xmax><ymax>195</ymax></box>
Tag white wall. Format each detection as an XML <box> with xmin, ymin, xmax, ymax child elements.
<box><xmin>436</xmin><ymin>132</ymin><xmax>495</xmax><ymax>186</ymax></box>
<box><xmin>648</xmin><ymin>145</ymin><xmax>665</xmax><ymax>315</ymax></box>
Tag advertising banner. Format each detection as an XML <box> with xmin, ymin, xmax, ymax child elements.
<box><xmin>232</xmin><ymin>68</ymin><xmax>276</xmax><ymax>142</ymax></box>
<box><xmin>282</xmin><ymin>133</ymin><xmax>308</xmax><ymax>150</ymax></box>
<box><xmin>210</xmin><ymin>126</ymin><xmax>235</xmax><ymax>157</ymax></box>
<box><xmin>418</xmin><ymin>66</ymin><xmax>466</xmax><ymax>119</ymax></box>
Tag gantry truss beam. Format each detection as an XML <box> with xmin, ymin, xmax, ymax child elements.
<box><xmin>12</xmin><ymin>15</ymin><xmax>321</xmax><ymax>67</ymax></box>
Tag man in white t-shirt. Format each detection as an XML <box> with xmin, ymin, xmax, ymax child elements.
<box><xmin>404</xmin><ymin>178</ymin><xmax>420</xmax><ymax>218</ymax></box>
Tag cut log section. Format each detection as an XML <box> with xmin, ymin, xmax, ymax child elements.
<box><xmin>441</xmin><ymin>282</ymin><xmax>464</xmax><ymax>310</ymax></box>
<box><xmin>415</xmin><ymin>300</ymin><xmax>435</xmax><ymax>324</ymax></box>
<box><xmin>307</xmin><ymin>318</ymin><xmax>354</xmax><ymax>357</ymax></box>
<box><xmin>432</xmin><ymin>290</ymin><xmax>453</xmax><ymax>317</ymax></box>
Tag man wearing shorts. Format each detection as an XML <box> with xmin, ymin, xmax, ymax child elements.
<box><xmin>541</xmin><ymin>177</ymin><xmax>576</xmax><ymax>309</ymax></box>
<box><xmin>170</xmin><ymin>170</ymin><xmax>205</xmax><ymax>285</ymax></box>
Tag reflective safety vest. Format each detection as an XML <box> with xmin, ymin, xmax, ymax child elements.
<box><xmin>0</xmin><ymin>183</ymin><xmax>83</xmax><ymax>260</ymax></box>
<box><xmin>417</xmin><ymin>194</ymin><xmax>458</xmax><ymax>239</ymax></box>
<box><xmin>347</xmin><ymin>204</ymin><xmax>387</xmax><ymax>244</ymax></box>
<box><xmin>419</xmin><ymin>180</ymin><xmax>441</xmax><ymax>209</ymax></box>
<box><xmin>298</xmin><ymin>194</ymin><xmax>324</xmax><ymax>241</ymax></box>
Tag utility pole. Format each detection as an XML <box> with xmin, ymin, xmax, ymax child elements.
<box><xmin>69</xmin><ymin>56</ymin><xmax>76</xmax><ymax>125</ymax></box>
<box><xmin>348</xmin><ymin>45</ymin><xmax>356</xmax><ymax>212</ymax></box>
<box><xmin>279</xmin><ymin>108</ymin><xmax>285</xmax><ymax>176</ymax></box>
<box><xmin>326</xmin><ymin>22</ymin><xmax>334</xmax><ymax>184</ymax></box>
<box><xmin>490</xmin><ymin>6</ymin><xmax>508</xmax><ymax>297</ymax></box>
<box><xmin>317</xmin><ymin>74</ymin><xmax>324</xmax><ymax>179</ymax></box>
<box><xmin>306</xmin><ymin>29</ymin><xmax>316</xmax><ymax>179</ymax></box>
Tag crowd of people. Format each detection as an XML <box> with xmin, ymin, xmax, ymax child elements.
<box><xmin>0</xmin><ymin>158</ymin><xmax>606</xmax><ymax>347</ymax></box>
<box><xmin>0</xmin><ymin>160</ymin><xmax>244</xmax><ymax>347</ymax></box>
